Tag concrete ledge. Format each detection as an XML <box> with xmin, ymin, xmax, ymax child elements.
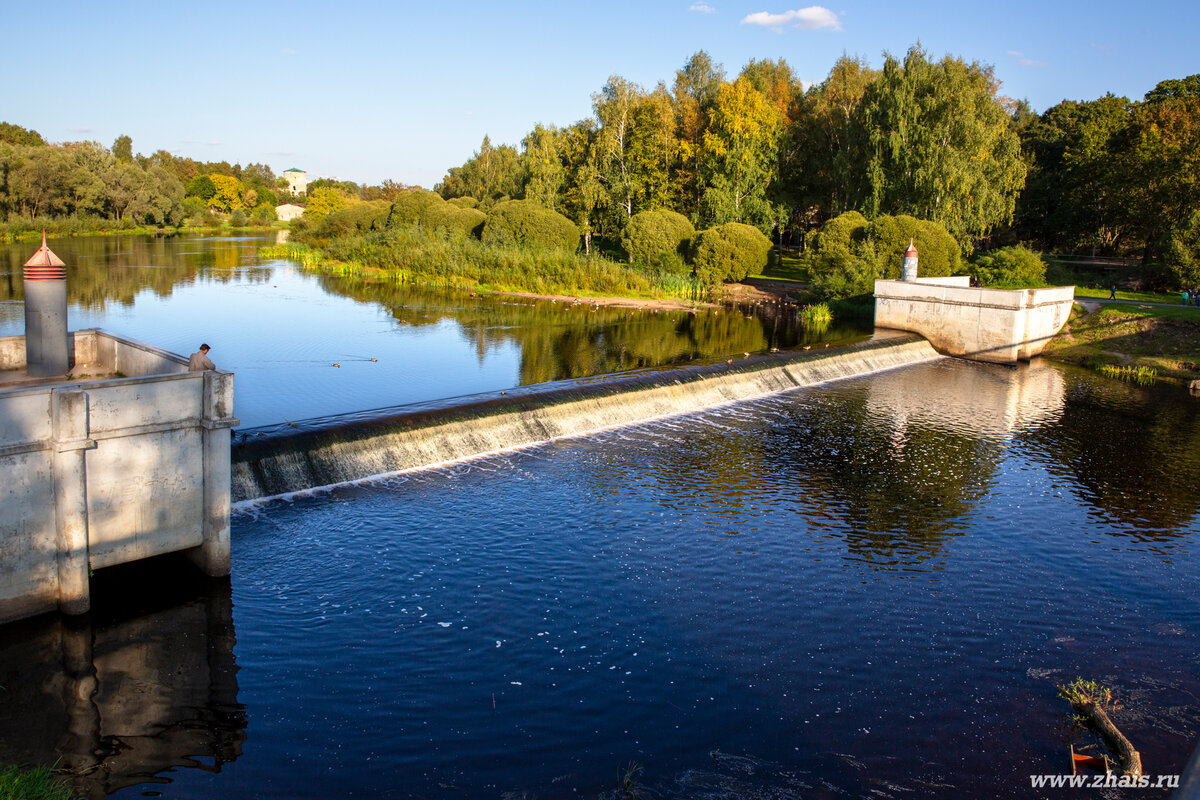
<box><xmin>874</xmin><ymin>280</ymin><xmax>1074</xmax><ymax>363</ymax></box>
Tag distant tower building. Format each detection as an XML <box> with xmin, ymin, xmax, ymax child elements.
<box><xmin>901</xmin><ymin>239</ymin><xmax>919</xmax><ymax>281</ymax></box>
<box><xmin>283</xmin><ymin>168</ymin><xmax>307</xmax><ymax>197</ymax></box>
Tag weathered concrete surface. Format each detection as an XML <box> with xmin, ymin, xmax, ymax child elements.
<box><xmin>0</xmin><ymin>331</ymin><xmax>238</xmax><ymax>625</ymax></box>
<box><xmin>874</xmin><ymin>278</ymin><xmax>1075</xmax><ymax>363</ymax></box>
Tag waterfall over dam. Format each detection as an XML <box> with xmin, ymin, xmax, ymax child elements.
<box><xmin>231</xmin><ymin>335</ymin><xmax>943</xmax><ymax>502</ymax></box>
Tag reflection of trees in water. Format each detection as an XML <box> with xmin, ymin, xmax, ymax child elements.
<box><xmin>1</xmin><ymin>235</ymin><xmax>273</xmax><ymax>310</ymax></box>
<box><xmin>1017</xmin><ymin>368</ymin><xmax>1200</xmax><ymax>535</ymax></box>
<box><xmin>575</xmin><ymin>379</ymin><xmax>999</xmax><ymax>571</ymax></box>
<box><xmin>761</xmin><ymin>389</ymin><xmax>999</xmax><ymax>570</ymax></box>
<box><xmin>0</xmin><ymin>556</ymin><xmax>244</xmax><ymax>798</ymax></box>
<box><xmin>316</xmin><ymin>275</ymin><xmax>867</xmax><ymax>385</ymax></box>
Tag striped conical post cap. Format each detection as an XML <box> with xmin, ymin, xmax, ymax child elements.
<box><xmin>23</xmin><ymin>230</ymin><xmax>66</xmax><ymax>281</ymax></box>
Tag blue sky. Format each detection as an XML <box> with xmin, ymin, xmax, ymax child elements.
<box><xmin>7</xmin><ymin>0</ymin><xmax>1197</xmax><ymax>189</ymax></box>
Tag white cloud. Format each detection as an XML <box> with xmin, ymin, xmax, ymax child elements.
<box><xmin>1007</xmin><ymin>50</ymin><xmax>1046</xmax><ymax>67</ymax></box>
<box><xmin>741</xmin><ymin>7</ymin><xmax>841</xmax><ymax>31</ymax></box>
<box><xmin>689</xmin><ymin>2</ymin><xmax>716</xmax><ymax>12</ymax></box>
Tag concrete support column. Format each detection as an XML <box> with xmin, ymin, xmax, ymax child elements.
<box><xmin>187</xmin><ymin>371</ymin><xmax>238</xmax><ymax>577</ymax></box>
<box><xmin>52</xmin><ymin>388</ymin><xmax>95</xmax><ymax>615</ymax></box>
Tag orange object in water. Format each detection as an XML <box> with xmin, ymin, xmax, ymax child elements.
<box><xmin>1071</xmin><ymin>745</ymin><xmax>1110</xmax><ymax>775</ymax></box>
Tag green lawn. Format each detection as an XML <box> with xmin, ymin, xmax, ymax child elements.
<box><xmin>1043</xmin><ymin>303</ymin><xmax>1200</xmax><ymax>381</ymax></box>
<box><xmin>1074</xmin><ymin>285</ymin><xmax>1193</xmax><ymax>305</ymax></box>
<box><xmin>749</xmin><ymin>250</ymin><xmax>809</xmax><ymax>282</ymax></box>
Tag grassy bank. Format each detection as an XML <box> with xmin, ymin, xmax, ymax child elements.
<box><xmin>0</xmin><ymin>218</ymin><xmax>277</xmax><ymax>243</ymax></box>
<box><xmin>265</xmin><ymin>227</ymin><xmax>710</xmax><ymax>302</ymax></box>
<box><xmin>0</xmin><ymin>763</ymin><xmax>73</xmax><ymax>800</ymax></box>
<box><xmin>1042</xmin><ymin>301</ymin><xmax>1200</xmax><ymax>384</ymax></box>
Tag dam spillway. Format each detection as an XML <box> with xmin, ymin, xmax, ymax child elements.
<box><xmin>232</xmin><ymin>335</ymin><xmax>943</xmax><ymax>502</ymax></box>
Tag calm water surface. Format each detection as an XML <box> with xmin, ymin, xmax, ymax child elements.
<box><xmin>2</xmin><ymin>355</ymin><xmax>1199</xmax><ymax>798</ymax></box>
<box><xmin>0</xmin><ymin>234</ymin><xmax>861</xmax><ymax>427</ymax></box>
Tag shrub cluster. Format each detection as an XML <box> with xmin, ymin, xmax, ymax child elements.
<box><xmin>969</xmin><ymin>244</ymin><xmax>1047</xmax><ymax>287</ymax></box>
<box><xmin>422</xmin><ymin>203</ymin><xmax>486</xmax><ymax>237</ymax></box>
<box><xmin>622</xmin><ymin>209</ymin><xmax>695</xmax><ymax>271</ymax></box>
<box><xmin>690</xmin><ymin>222</ymin><xmax>772</xmax><ymax>285</ymax></box>
<box><xmin>305</xmin><ymin>200</ymin><xmax>391</xmax><ymax>244</ymax></box>
<box><xmin>808</xmin><ymin>211</ymin><xmax>961</xmax><ymax>297</ymax></box>
<box><xmin>383</xmin><ymin>189</ymin><xmax>486</xmax><ymax>236</ymax></box>
<box><xmin>384</xmin><ymin>188</ymin><xmax>442</xmax><ymax>227</ymax></box>
<box><xmin>481</xmin><ymin>199</ymin><xmax>580</xmax><ymax>252</ymax></box>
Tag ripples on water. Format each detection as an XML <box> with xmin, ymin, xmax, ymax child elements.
<box><xmin>3</xmin><ymin>250</ymin><xmax>1200</xmax><ymax>798</ymax></box>
<box><xmin>198</xmin><ymin>359</ymin><xmax>1200</xmax><ymax>799</ymax></box>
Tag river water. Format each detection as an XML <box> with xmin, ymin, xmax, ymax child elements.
<box><xmin>1</xmin><ymin>236</ymin><xmax>1199</xmax><ymax>798</ymax></box>
<box><xmin>0</xmin><ymin>234</ymin><xmax>860</xmax><ymax>428</ymax></box>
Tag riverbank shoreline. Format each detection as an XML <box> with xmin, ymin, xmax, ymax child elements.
<box><xmin>1042</xmin><ymin>300</ymin><xmax>1200</xmax><ymax>385</ymax></box>
<box><xmin>0</xmin><ymin>223</ymin><xmax>278</xmax><ymax>244</ymax></box>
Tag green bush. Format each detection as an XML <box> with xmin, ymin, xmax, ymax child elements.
<box><xmin>255</xmin><ymin>187</ymin><xmax>278</xmax><ymax>207</ymax></box>
<box><xmin>811</xmin><ymin>210</ymin><xmax>869</xmax><ymax>267</ymax></box>
<box><xmin>865</xmin><ymin>215</ymin><xmax>961</xmax><ymax>279</ymax></box>
<box><xmin>481</xmin><ymin>200</ymin><xmax>579</xmax><ymax>252</ymax></box>
<box><xmin>808</xmin><ymin>211</ymin><xmax>961</xmax><ymax>298</ymax></box>
<box><xmin>422</xmin><ymin>203</ymin><xmax>486</xmax><ymax>237</ymax></box>
<box><xmin>308</xmin><ymin>201</ymin><xmax>391</xmax><ymax>244</ymax></box>
<box><xmin>181</xmin><ymin>196</ymin><xmax>208</xmax><ymax>220</ymax></box>
<box><xmin>970</xmin><ymin>244</ymin><xmax>1047</xmax><ymax>287</ymax></box>
<box><xmin>446</xmin><ymin>196</ymin><xmax>479</xmax><ymax>209</ymax></box>
<box><xmin>253</xmin><ymin>201</ymin><xmax>278</xmax><ymax>225</ymax></box>
<box><xmin>690</xmin><ymin>222</ymin><xmax>772</xmax><ymax>284</ymax></box>
<box><xmin>622</xmin><ymin>209</ymin><xmax>695</xmax><ymax>271</ymax></box>
<box><xmin>386</xmin><ymin>189</ymin><xmax>445</xmax><ymax>227</ymax></box>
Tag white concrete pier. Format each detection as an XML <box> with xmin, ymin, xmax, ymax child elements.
<box><xmin>874</xmin><ymin>276</ymin><xmax>1075</xmax><ymax>363</ymax></box>
<box><xmin>0</xmin><ymin>330</ymin><xmax>238</xmax><ymax>624</ymax></box>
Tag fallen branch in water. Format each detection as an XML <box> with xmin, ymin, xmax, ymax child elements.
<box><xmin>1058</xmin><ymin>678</ymin><xmax>1143</xmax><ymax>779</ymax></box>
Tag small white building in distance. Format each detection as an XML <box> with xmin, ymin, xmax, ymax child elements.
<box><xmin>275</xmin><ymin>203</ymin><xmax>304</xmax><ymax>222</ymax></box>
<box><xmin>283</xmin><ymin>168</ymin><xmax>307</xmax><ymax>197</ymax></box>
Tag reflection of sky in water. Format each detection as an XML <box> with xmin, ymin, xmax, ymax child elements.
<box><xmin>1</xmin><ymin>235</ymin><xmax>843</xmax><ymax>427</ymax></box>
<box><xmin>59</xmin><ymin>266</ymin><xmax>525</xmax><ymax>427</ymax></box>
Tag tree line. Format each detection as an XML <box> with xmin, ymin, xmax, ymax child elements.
<box><xmin>435</xmin><ymin>47</ymin><xmax>1200</xmax><ymax>277</ymax></box>
<box><xmin>0</xmin><ymin>126</ymin><xmax>410</xmax><ymax>230</ymax></box>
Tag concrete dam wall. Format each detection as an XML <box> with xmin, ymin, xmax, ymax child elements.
<box><xmin>874</xmin><ymin>277</ymin><xmax>1074</xmax><ymax>363</ymax></box>
<box><xmin>232</xmin><ymin>335</ymin><xmax>944</xmax><ymax>502</ymax></box>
